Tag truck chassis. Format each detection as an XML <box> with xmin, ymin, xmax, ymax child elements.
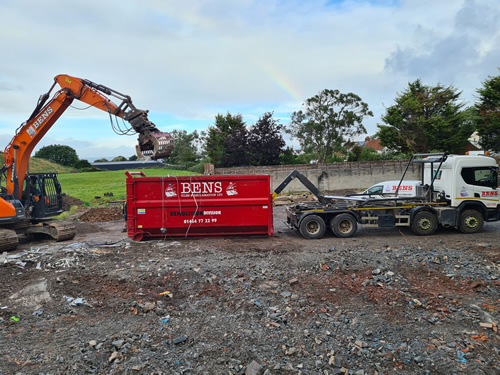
<box><xmin>278</xmin><ymin>153</ymin><xmax>499</xmax><ymax>239</ymax></box>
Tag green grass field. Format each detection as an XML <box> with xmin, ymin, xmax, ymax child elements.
<box><xmin>58</xmin><ymin>169</ymin><xmax>197</xmax><ymax>205</ymax></box>
<box><xmin>1</xmin><ymin>155</ymin><xmax>196</xmax><ymax>205</ymax></box>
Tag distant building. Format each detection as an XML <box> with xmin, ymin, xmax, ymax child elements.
<box><xmin>363</xmin><ymin>136</ymin><xmax>385</xmax><ymax>153</ymax></box>
<box><xmin>92</xmin><ymin>160</ymin><xmax>166</xmax><ymax>171</ymax></box>
<box><xmin>468</xmin><ymin>131</ymin><xmax>481</xmax><ymax>149</ymax></box>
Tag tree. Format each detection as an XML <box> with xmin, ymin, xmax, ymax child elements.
<box><xmin>204</xmin><ymin>113</ymin><xmax>250</xmax><ymax>167</ymax></box>
<box><xmin>34</xmin><ymin>144</ymin><xmax>79</xmax><ymax>167</ymax></box>
<box><xmin>74</xmin><ymin>159</ymin><xmax>92</xmax><ymax>169</ymax></box>
<box><xmin>128</xmin><ymin>155</ymin><xmax>139</xmax><ymax>161</ymax></box>
<box><xmin>376</xmin><ymin>80</ymin><xmax>474</xmax><ymax>153</ymax></box>
<box><xmin>288</xmin><ymin>89</ymin><xmax>373</xmax><ymax>163</ymax></box>
<box><xmin>167</xmin><ymin>130</ymin><xmax>202</xmax><ymax>166</ymax></box>
<box><xmin>112</xmin><ymin>156</ymin><xmax>127</xmax><ymax>162</ymax></box>
<box><xmin>94</xmin><ymin>158</ymin><xmax>109</xmax><ymax>162</ymax></box>
<box><xmin>475</xmin><ymin>72</ymin><xmax>500</xmax><ymax>152</ymax></box>
<box><xmin>220</xmin><ymin>126</ymin><xmax>250</xmax><ymax>167</ymax></box>
<box><xmin>247</xmin><ymin>112</ymin><xmax>285</xmax><ymax>166</ymax></box>
<box><xmin>279</xmin><ymin>147</ymin><xmax>310</xmax><ymax>165</ymax></box>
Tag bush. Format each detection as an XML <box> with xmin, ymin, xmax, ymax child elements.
<box><xmin>79</xmin><ymin>167</ymin><xmax>103</xmax><ymax>172</ymax></box>
<box><xmin>74</xmin><ymin>159</ymin><xmax>93</xmax><ymax>169</ymax></box>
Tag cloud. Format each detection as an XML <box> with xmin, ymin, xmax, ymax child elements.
<box><xmin>384</xmin><ymin>0</ymin><xmax>500</xmax><ymax>100</ymax></box>
<box><xmin>0</xmin><ymin>0</ymin><xmax>499</xmax><ymax>158</ymax></box>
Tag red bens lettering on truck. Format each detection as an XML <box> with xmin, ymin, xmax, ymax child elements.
<box><xmin>481</xmin><ymin>191</ymin><xmax>498</xmax><ymax>197</ymax></box>
<box><xmin>391</xmin><ymin>185</ymin><xmax>413</xmax><ymax>191</ymax></box>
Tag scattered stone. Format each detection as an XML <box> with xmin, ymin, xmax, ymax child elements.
<box><xmin>355</xmin><ymin>340</ymin><xmax>365</xmax><ymax>348</ymax></box>
<box><xmin>173</xmin><ymin>336</ymin><xmax>187</xmax><ymax>345</ymax></box>
<box><xmin>245</xmin><ymin>360</ymin><xmax>264</xmax><ymax>375</ymax></box>
<box><xmin>112</xmin><ymin>339</ymin><xmax>124</xmax><ymax>349</ymax></box>
<box><xmin>1</xmin><ymin>205</ymin><xmax>498</xmax><ymax>374</ymax></box>
<box><xmin>329</xmin><ymin>355</ymin><xmax>335</xmax><ymax>366</ymax></box>
<box><xmin>412</xmin><ymin>299</ymin><xmax>423</xmax><ymax>308</ymax></box>
<box><xmin>143</xmin><ymin>302</ymin><xmax>155</xmax><ymax>311</ymax></box>
<box><xmin>108</xmin><ymin>351</ymin><xmax>119</xmax><ymax>363</ymax></box>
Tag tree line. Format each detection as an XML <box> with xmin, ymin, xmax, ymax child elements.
<box><xmin>35</xmin><ymin>70</ymin><xmax>500</xmax><ymax>171</ymax></box>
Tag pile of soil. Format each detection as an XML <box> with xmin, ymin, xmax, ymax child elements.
<box><xmin>78</xmin><ymin>207</ymin><xmax>123</xmax><ymax>222</ymax></box>
<box><xmin>61</xmin><ymin>195</ymin><xmax>84</xmax><ymax>211</ymax></box>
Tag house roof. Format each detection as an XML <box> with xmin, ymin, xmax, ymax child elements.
<box><xmin>364</xmin><ymin>137</ymin><xmax>384</xmax><ymax>151</ymax></box>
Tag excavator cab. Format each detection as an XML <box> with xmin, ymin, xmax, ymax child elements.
<box><xmin>23</xmin><ymin>174</ymin><xmax>63</xmax><ymax>220</ymax></box>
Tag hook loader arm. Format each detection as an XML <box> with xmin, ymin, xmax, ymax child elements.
<box><xmin>272</xmin><ymin>170</ymin><xmax>330</xmax><ymax>205</ymax></box>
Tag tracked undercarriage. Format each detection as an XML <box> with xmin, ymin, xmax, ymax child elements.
<box><xmin>0</xmin><ymin>221</ymin><xmax>76</xmax><ymax>252</ymax></box>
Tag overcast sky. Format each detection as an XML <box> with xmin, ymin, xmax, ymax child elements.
<box><xmin>1</xmin><ymin>0</ymin><xmax>499</xmax><ymax>161</ymax></box>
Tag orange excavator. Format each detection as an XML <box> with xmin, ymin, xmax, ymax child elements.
<box><xmin>0</xmin><ymin>74</ymin><xmax>174</xmax><ymax>250</ymax></box>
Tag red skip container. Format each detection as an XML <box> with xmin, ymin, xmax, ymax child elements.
<box><xmin>125</xmin><ymin>172</ymin><xmax>273</xmax><ymax>240</ymax></box>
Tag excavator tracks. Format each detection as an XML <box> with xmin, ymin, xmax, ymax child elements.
<box><xmin>0</xmin><ymin>229</ymin><xmax>19</xmax><ymax>251</ymax></box>
<box><xmin>0</xmin><ymin>222</ymin><xmax>75</xmax><ymax>252</ymax></box>
<box><xmin>49</xmin><ymin>221</ymin><xmax>77</xmax><ymax>242</ymax></box>
<box><xmin>23</xmin><ymin>221</ymin><xmax>76</xmax><ymax>242</ymax></box>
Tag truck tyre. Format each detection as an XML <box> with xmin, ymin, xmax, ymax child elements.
<box><xmin>411</xmin><ymin>211</ymin><xmax>437</xmax><ymax>236</ymax></box>
<box><xmin>330</xmin><ymin>214</ymin><xmax>357</xmax><ymax>238</ymax></box>
<box><xmin>299</xmin><ymin>215</ymin><xmax>326</xmax><ymax>239</ymax></box>
<box><xmin>459</xmin><ymin>209</ymin><xmax>484</xmax><ymax>234</ymax></box>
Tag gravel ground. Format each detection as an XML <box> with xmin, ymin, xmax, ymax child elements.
<box><xmin>0</xmin><ymin>206</ymin><xmax>499</xmax><ymax>375</ymax></box>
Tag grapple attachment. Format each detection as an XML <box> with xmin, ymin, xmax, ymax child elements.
<box><xmin>136</xmin><ymin>131</ymin><xmax>174</xmax><ymax>160</ymax></box>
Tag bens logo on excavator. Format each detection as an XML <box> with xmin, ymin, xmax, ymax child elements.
<box><xmin>32</xmin><ymin>106</ymin><xmax>53</xmax><ymax>130</ymax></box>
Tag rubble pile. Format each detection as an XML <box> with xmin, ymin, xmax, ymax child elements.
<box><xmin>79</xmin><ymin>207</ymin><xmax>123</xmax><ymax>222</ymax></box>
<box><xmin>0</xmin><ymin>207</ymin><xmax>498</xmax><ymax>374</ymax></box>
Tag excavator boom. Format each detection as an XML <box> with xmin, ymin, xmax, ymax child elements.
<box><xmin>0</xmin><ymin>74</ymin><xmax>175</xmax><ymax>251</ymax></box>
<box><xmin>2</xmin><ymin>74</ymin><xmax>173</xmax><ymax>200</ymax></box>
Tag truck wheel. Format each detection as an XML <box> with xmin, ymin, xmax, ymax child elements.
<box><xmin>411</xmin><ymin>211</ymin><xmax>437</xmax><ymax>236</ymax></box>
<box><xmin>299</xmin><ymin>215</ymin><xmax>326</xmax><ymax>239</ymax></box>
<box><xmin>330</xmin><ymin>214</ymin><xmax>357</xmax><ymax>238</ymax></box>
<box><xmin>459</xmin><ymin>209</ymin><xmax>484</xmax><ymax>234</ymax></box>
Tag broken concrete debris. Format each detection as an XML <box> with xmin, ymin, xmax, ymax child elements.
<box><xmin>0</xmin><ymin>206</ymin><xmax>498</xmax><ymax>374</ymax></box>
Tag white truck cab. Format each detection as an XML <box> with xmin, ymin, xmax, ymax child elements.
<box><xmin>424</xmin><ymin>154</ymin><xmax>499</xmax><ymax>210</ymax></box>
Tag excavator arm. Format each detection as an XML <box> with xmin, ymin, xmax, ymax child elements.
<box><xmin>2</xmin><ymin>74</ymin><xmax>173</xmax><ymax>199</ymax></box>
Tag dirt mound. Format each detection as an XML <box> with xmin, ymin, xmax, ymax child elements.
<box><xmin>62</xmin><ymin>194</ymin><xmax>84</xmax><ymax>211</ymax></box>
<box><xmin>78</xmin><ymin>207</ymin><xmax>123</xmax><ymax>222</ymax></box>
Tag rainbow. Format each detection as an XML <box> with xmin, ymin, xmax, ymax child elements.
<box><xmin>259</xmin><ymin>63</ymin><xmax>303</xmax><ymax>103</ymax></box>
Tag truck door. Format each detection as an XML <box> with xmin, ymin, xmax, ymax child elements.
<box><xmin>460</xmin><ymin>166</ymin><xmax>499</xmax><ymax>208</ymax></box>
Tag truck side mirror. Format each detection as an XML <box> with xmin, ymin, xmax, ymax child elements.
<box><xmin>491</xmin><ymin>168</ymin><xmax>498</xmax><ymax>189</ymax></box>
